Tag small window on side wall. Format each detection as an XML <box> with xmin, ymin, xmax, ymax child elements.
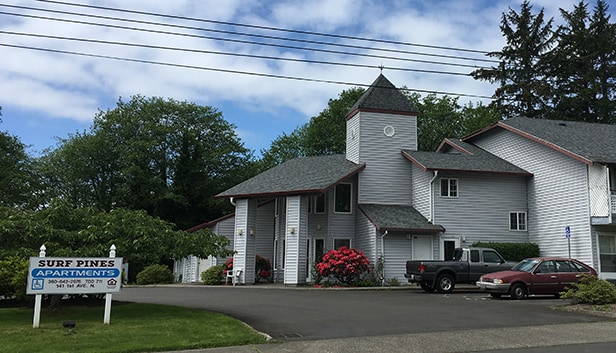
<box><xmin>510</xmin><ymin>212</ymin><xmax>527</xmax><ymax>231</ymax></box>
<box><xmin>334</xmin><ymin>238</ymin><xmax>351</xmax><ymax>249</ymax></box>
<box><xmin>314</xmin><ymin>193</ymin><xmax>325</xmax><ymax>214</ymax></box>
<box><xmin>440</xmin><ymin>178</ymin><xmax>458</xmax><ymax>197</ymax></box>
<box><xmin>334</xmin><ymin>183</ymin><xmax>352</xmax><ymax>213</ymax></box>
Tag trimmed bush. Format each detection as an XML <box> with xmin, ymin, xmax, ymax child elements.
<box><xmin>561</xmin><ymin>275</ymin><xmax>616</xmax><ymax>305</ymax></box>
<box><xmin>136</xmin><ymin>264</ymin><xmax>173</xmax><ymax>285</ymax></box>
<box><xmin>316</xmin><ymin>246</ymin><xmax>370</xmax><ymax>285</ymax></box>
<box><xmin>201</xmin><ymin>265</ymin><xmax>224</xmax><ymax>285</ymax></box>
<box><xmin>472</xmin><ymin>242</ymin><xmax>540</xmax><ymax>262</ymax></box>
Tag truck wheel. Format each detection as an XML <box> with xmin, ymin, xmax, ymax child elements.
<box><xmin>509</xmin><ymin>283</ymin><xmax>526</xmax><ymax>300</ymax></box>
<box><xmin>419</xmin><ymin>281</ymin><xmax>434</xmax><ymax>292</ymax></box>
<box><xmin>435</xmin><ymin>274</ymin><xmax>455</xmax><ymax>293</ymax></box>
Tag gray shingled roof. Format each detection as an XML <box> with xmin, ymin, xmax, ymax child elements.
<box><xmin>402</xmin><ymin>139</ymin><xmax>531</xmax><ymax>175</ymax></box>
<box><xmin>468</xmin><ymin>117</ymin><xmax>616</xmax><ymax>164</ymax></box>
<box><xmin>359</xmin><ymin>204</ymin><xmax>444</xmax><ymax>233</ymax></box>
<box><xmin>215</xmin><ymin>154</ymin><xmax>365</xmax><ymax>198</ymax></box>
<box><xmin>347</xmin><ymin>74</ymin><xmax>417</xmax><ymax>117</ymax></box>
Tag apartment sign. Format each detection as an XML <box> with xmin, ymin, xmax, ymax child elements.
<box><xmin>27</xmin><ymin>257</ymin><xmax>123</xmax><ymax>295</ymax></box>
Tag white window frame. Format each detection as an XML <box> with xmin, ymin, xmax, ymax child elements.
<box><xmin>509</xmin><ymin>211</ymin><xmax>527</xmax><ymax>231</ymax></box>
<box><xmin>440</xmin><ymin>178</ymin><xmax>458</xmax><ymax>198</ymax></box>
<box><xmin>308</xmin><ymin>194</ymin><xmax>326</xmax><ymax>214</ymax></box>
<box><xmin>333</xmin><ymin>238</ymin><xmax>351</xmax><ymax>249</ymax></box>
<box><xmin>334</xmin><ymin>183</ymin><xmax>352</xmax><ymax>214</ymax></box>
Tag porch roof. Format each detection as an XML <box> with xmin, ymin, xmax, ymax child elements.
<box><xmin>358</xmin><ymin>204</ymin><xmax>445</xmax><ymax>233</ymax></box>
<box><xmin>401</xmin><ymin>139</ymin><xmax>531</xmax><ymax>176</ymax></box>
<box><xmin>215</xmin><ymin>154</ymin><xmax>365</xmax><ymax>198</ymax></box>
<box><xmin>464</xmin><ymin>117</ymin><xmax>616</xmax><ymax>165</ymax></box>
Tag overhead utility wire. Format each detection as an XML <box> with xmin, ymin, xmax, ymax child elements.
<box><xmin>36</xmin><ymin>0</ymin><xmax>491</xmax><ymax>55</ymax></box>
<box><xmin>1</xmin><ymin>31</ymin><xmax>471</xmax><ymax>77</ymax></box>
<box><xmin>0</xmin><ymin>10</ymin><xmax>489</xmax><ymax>70</ymax></box>
<box><xmin>2</xmin><ymin>3</ymin><xmax>497</xmax><ymax>64</ymax></box>
<box><xmin>0</xmin><ymin>43</ymin><xmax>493</xmax><ymax>100</ymax></box>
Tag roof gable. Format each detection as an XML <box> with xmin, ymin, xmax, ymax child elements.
<box><xmin>346</xmin><ymin>74</ymin><xmax>417</xmax><ymax>119</ymax></box>
<box><xmin>402</xmin><ymin>139</ymin><xmax>531</xmax><ymax>176</ymax></box>
<box><xmin>464</xmin><ymin>117</ymin><xmax>616</xmax><ymax>164</ymax></box>
<box><xmin>215</xmin><ymin>154</ymin><xmax>365</xmax><ymax>198</ymax></box>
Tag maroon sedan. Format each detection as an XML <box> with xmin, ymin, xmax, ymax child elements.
<box><xmin>476</xmin><ymin>257</ymin><xmax>597</xmax><ymax>299</ymax></box>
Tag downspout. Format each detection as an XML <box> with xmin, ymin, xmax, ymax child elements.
<box><xmin>380</xmin><ymin>230</ymin><xmax>388</xmax><ymax>286</ymax></box>
<box><xmin>230</xmin><ymin>197</ymin><xmax>236</xmax><ymax>206</ymax></box>
<box><xmin>428</xmin><ymin>171</ymin><xmax>438</xmax><ymax>223</ymax></box>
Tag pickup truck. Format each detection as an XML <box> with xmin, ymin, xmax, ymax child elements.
<box><xmin>405</xmin><ymin>247</ymin><xmax>516</xmax><ymax>293</ymax></box>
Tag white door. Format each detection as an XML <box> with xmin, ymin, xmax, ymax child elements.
<box><xmin>412</xmin><ymin>235</ymin><xmax>433</xmax><ymax>260</ymax></box>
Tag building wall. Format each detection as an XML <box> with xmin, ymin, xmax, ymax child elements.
<box><xmin>355</xmin><ymin>111</ymin><xmax>416</xmax><ymax>205</ymax></box>
<box><xmin>472</xmin><ymin>130</ymin><xmax>594</xmax><ymax>265</ymax></box>
<box><xmin>410</xmin><ymin>164</ymin><xmax>435</xmax><ymax>220</ymax></box>
<box><xmin>433</xmin><ymin>171</ymin><xmax>530</xmax><ymax>245</ymax></box>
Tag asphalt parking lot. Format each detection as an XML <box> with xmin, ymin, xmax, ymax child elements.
<box><xmin>114</xmin><ymin>284</ymin><xmax>611</xmax><ymax>342</ymax></box>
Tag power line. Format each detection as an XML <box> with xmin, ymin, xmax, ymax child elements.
<box><xmin>35</xmin><ymin>0</ymin><xmax>492</xmax><ymax>55</ymax></box>
<box><xmin>0</xmin><ymin>10</ymin><xmax>489</xmax><ymax>70</ymax></box>
<box><xmin>0</xmin><ymin>43</ymin><xmax>494</xmax><ymax>99</ymax></box>
<box><xmin>0</xmin><ymin>31</ymin><xmax>473</xmax><ymax>77</ymax></box>
<box><xmin>2</xmin><ymin>3</ymin><xmax>497</xmax><ymax>65</ymax></box>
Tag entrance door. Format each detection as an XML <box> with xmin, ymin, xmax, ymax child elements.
<box><xmin>307</xmin><ymin>238</ymin><xmax>324</xmax><ymax>281</ymax></box>
<box><xmin>441</xmin><ymin>238</ymin><xmax>460</xmax><ymax>260</ymax></box>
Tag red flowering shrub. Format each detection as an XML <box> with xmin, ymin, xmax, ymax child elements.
<box><xmin>223</xmin><ymin>254</ymin><xmax>272</xmax><ymax>283</ymax></box>
<box><xmin>315</xmin><ymin>247</ymin><xmax>370</xmax><ymax>285</ymax></box>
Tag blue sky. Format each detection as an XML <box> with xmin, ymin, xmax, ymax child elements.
<box><xmin>1</xmin><ymin>0</ymin><xmax>610</xmax><ymax>157</ymax></box>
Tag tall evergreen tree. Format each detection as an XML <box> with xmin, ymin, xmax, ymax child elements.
<box><xmin>472</xmin><ymin>1</ymin><xmax>556</xmax><ymax>119</ymax></box>
<box><xmin>548</xmin><ymin>0</ymin><xmax>616</xmax><ymax>123</ymax></box>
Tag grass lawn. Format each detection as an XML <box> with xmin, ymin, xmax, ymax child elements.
<box><xmin>0</xmin><ymin>300</ymin><xmax>269</xmax><ymax>353</ymax></box>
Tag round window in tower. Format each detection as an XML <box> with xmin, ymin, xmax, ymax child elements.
<box><xmin>383</xmin><ymin>125</ymin><xmax>395</xmax><ymax>137</ymax></box>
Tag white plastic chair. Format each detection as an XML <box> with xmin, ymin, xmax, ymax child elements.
<box><xmin>226</xmin><ymin>268</ymin><xmax>243</xmax><ymax>286</ymax></box>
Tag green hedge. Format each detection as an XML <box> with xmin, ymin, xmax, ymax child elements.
<box><xmin>200</xmin><ymin>265</ymin><xmax>224</xmax><ymax>285</ymax></box>
<box><xmin>472</xmin><ymin>242</ymin><xmax>540</xmax><ymax>262</ymax></box>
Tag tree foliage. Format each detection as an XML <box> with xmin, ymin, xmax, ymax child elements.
<box><xmin>0</xmin><ymin>202</ymin><xmax>232</xmax><ymax>280</ymax></box>
<box><xmin>0</xmin><ymin>131</ymin><xmax>38</xmax><ymax>209</ymax></box>
<box><xmin>258</xmin><ymin>88</ymin><xmax>364</xmax><ymax>169</ymax></box>
<box><xmin>41</xmin><ymin>96</ymin><xmax>256</xmax><ymax>229</ymax></box>
<box><xmin>474</xmin><ymin>0</ymin><xmax>616</xmax><ymax>123</ymax></box>
<box><xmin>407</xmin><ymin>93</ymin><xmax>500</xmax><ymax>151</ymax></box>
<box><xmin>472</xmin><ymin>0</ymin><xmax>556</xmax><ymax>119</ymax></box>
<box><xmin>547</xmin><ymin>0</ymin><xmax>616</xmax><ymax>122</ymax></box>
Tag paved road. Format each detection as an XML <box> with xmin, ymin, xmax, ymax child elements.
<box><xmin>114</xmin><ymin>285</ymin><xmax>610</xmax><ymax>341</ymax></box>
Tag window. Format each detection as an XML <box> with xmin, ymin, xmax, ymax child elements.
<box><xmin>470</xmin><ymin>250</ymin><xmax>480</xmax><ymax>262</ymax></box>
<box><xmin>483</xmin><ymin>251</ymin><xmax>502</xmax><ymax>263</ymax></box>
<box><xmin>334</xmin><ymin>238</ymin><xmax>351</xmax><ymax>249</ymax></box>
<box><xmin>308</xmin><ymin>194</ymin><xmax>325</xmax><ymax>214</ymax></box>
<box><xmin>334</xmin><ymin>183</ymin><xmax>352</xmax><ymax>213</ymax></box>
<box><xmin>440</xmin><ymin>178</ymin><xmax>458</xmax><ymax>197</ymax></box>
<box><xmin>510</xmin><ymin>212</ymin><xmax>527</xmax><ymax>231</ymax></box>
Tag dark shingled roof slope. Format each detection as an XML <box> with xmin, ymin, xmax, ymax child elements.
<box><xmin>401</xmin><ymin>139</ymin><xmax>531</xmax><ymax>175</ymax></box>
<box><xmin>359</xmin><ymin>204</ymin><xmax>444</xmax><ymax>233</ymax></box>
<box><xmin>346</xmin><ymin>74</ymin><xmax>417</xmax><ymax>118</ymax></box>
<box><xmin>215</xmin><ymin>154</ymin><xmax>365</xmax><ymax>198</ymax></box>
<box><xmin>465</xmin><ymin>117</ymin><xmax>616</xmax><ymax>164</ymax></box>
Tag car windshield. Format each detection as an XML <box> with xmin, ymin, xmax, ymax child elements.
<box><xmin>511</xmin><ymin>259</ymin><xmax>538</xmax><ymax>272</ymax></box>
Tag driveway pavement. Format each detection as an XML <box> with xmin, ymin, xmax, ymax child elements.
<box><xmin>114</xmin><ymin>284</ymin><xmax>611</xmax><ymax>342</ymax></box>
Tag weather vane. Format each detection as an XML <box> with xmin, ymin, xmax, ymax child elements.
<box><xmin>379</xmin><ymin>63</ymin><xmax>385</xmax><ymax>73</ymax></box>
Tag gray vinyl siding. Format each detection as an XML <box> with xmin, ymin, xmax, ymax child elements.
<box><xmin>410</xmin><ymin>164</ymin><xmax>433</xmax><ymax>219</ymax></box>
<box><xmin>212</xmin><ymin>216</ymin><xmax>236</xmax><ymax>265</ymax></box>
<box><xmin>326</xmin><ymin>176</ymin><xmax>357</xmax><ymax>250</ymax></box>
<box><xmin>382</xmin><ymin>233</ymin><xmax>412</xmax><ymax>283</ymax></box>
<box><xmin>355</xmin><ymin>211</ymin><xmax>378</xmax><ymax>263</ymax></box>
<box><xmin>346</xmin><ymin>115</ymin><xmax>360</xmax><ymax>164</ymax></box>
<box><xmin>284</xmin><ymin>195</ymin><xmax>308</xmax><ymax>284</ymax></box>
<box><xmin>356</xmin><ymin>111</ymin><xmax>416</xmax><ymax>205</ymax></box>
<box><xmin>433</xmin><ymin>172</ymin><xmax>529</xmax><ymax>244</ymax></box>
<box><xmin>473</xmin><ymin>130</ymin><xmax>594</xmax><ymax>265</ymax></box>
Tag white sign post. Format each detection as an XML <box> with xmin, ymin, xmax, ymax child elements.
<box><xmin>28</xmin><ymin>245</ymin><xmax>123</xmax><ymax>327</ymax></box>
